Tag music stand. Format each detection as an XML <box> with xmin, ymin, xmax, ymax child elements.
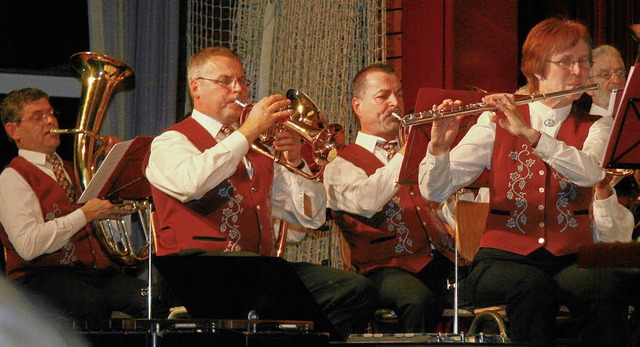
<box><xmin>77</xmin><ymin>136</ymin><xmax>156</xmax><ymax>321</ymax></box>
<box><xmin>604</xmin><ymin>63</ymin><xmax>640</xmax><ymax>170</ymax></box>
<box><xmin>153</xmin><ymin>255</ymin><xmax>344</xmax><ymax>340</ymax></box>
<box><xmin>399</xmin><ymin>88</ymin><xmax>487</xmax><ymax>185</ymax></box>
<box><xmin>78</xmin><ymin>136</ymin><xmax>154</xmax><ymax>203</ymax></box>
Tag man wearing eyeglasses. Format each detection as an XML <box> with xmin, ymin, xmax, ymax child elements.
<box><xmin>0</xmin><ymin>88</ymin><xmax>154</xmax><ymax>323</ymax></box>
<box><xmin>145</xmin><ymin>46</ymin><xmax>377</xmax><ymax>338</ymax></box>
<box><xmin>587</xmin><ymin>45</ymin><xmax>627</xmax><ymax>117</ymax></box>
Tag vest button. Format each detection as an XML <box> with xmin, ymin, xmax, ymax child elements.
<box><xmin>256</xmin><ymin>205</ymin><xmax>261</xmax><ymax>210</ymax></box>
<box><xmin>410</xmin><ymin>191</ymin><xmax>415</xmax><ymax>196</ymax></box>
<box><xmin>538</xmin><ymin>222</ymin><xmax>545</xmax><ymax>227</ymax></box>
<box><xmin>416</xmin><ymin>206</ymin><xmax>421</xmax><ymax>211</ymax></box>
<box><xmin>538</xmin><ymin>205</ymin><xmax>544</xmax><ymax>210</ymax></box>
<box><xmin>251</xmin><ymin>187</ymin><xmax>257</xmax><ymax>192</ymax></box>
<box><xmin>539</xmin><ymin>170</ymin><xmax>544</xmax><ymax>175</ymax></box>
<box><xmin>538</xmin><ymin>187</ymin><xmax>545</xmax><ymax>193</ymax></box>
<box><xmin>538</xmin><ymin>237</ymin><xmax>545</xmax><ymax>244</ymax></box>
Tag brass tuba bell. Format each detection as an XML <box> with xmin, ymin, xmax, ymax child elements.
<box><xmin>51</xmin><ymin>52</ymin><xmax>150</xmax><ymax>267</ymax></box>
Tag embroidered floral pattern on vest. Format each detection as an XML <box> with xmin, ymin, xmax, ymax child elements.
<box><xmin>384</xmin><ymin>196</ymin><xmax>414</xmax><ymax>254</ymax></box>
<box><xmin>506</xmin><ymin>145</ymin><xmax>535</xmax><ymax>233</ymax></box>
<box><xmin>45</xmin><ymin>204</ymin><xmax>62</xmax><ymax>221</ymax></box>
<box><xmin>60</xmin><ymin>242</ymin><xmax>77</xmax><ymax>264</ymax></box>
<box><xmin>218</xmin><ymin>182</ymin><xmax>244</xmax><ymax>252</ymax></box>
<box><xmin>553</xmin><ymin>171</ymin><xmax>578</xmax><ymax>232</ymax></box>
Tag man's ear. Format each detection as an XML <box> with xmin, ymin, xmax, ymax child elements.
<box><xmin>4</xmin><ymin>123</ymin><xmax>19</xmax><ymax>142</ymax></box>
<box><xmin>189</xmin><ymin>79</ymin><xmax>200</xmax><ymax>100</ymax></box>
<box><xmin>352</xmin><ymin>97</ymin><xmax>362</xmax><ymax>119</ymax></box>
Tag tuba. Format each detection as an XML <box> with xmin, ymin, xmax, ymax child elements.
<box><xmin>51</xmin><ymin>52</ymin><xmax>150</xmax><ymax>266</ymax></box>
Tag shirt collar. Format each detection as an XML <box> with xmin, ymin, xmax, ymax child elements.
<box><xmin>354</xmin><ymin>132</ymin><xmax>398</xmax><ymax>153</ymax></box>
<box><xmin>191</xmin><ymin>109</ymin><xmax>237</xmax><ymax>138</ymax></box>
<box><xmin>18</xmin><ymin>149</ymin><xmax>50</xmax><ymax>166</ymax></box>
<box><xmin>529</xmin><ymin>101</ymin><xmax>572</xmax><ymax>130</ymax></box>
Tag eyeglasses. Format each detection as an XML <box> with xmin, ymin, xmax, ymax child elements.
<box><xmin>196</xmin><ymin>76</ymin><xmax>252</xmax><ymax>88</ymax></box>
<box><xmin>590</xmin><ymin>69</ymin><xmax>626</xmax><ymax>80</ymax></box>
<box><xmin>18</xmin><ymin>110</ymin><xmax>60</xmax><ymax>124</ymax></box>
<box><xmin>546</xmin><ymin>58</ymin><xmax>593</xmax><ymax>69</ymax></box>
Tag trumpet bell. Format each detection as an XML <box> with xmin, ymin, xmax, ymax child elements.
<box><xmin>285</xmin><ymin>89</ymin><xmax>339</xmax><ymax>165</ymax></box>
<box><xmin>237</xmin><ymin>89</ymin><xmax>342</xmax><ymax>180</ymax></box>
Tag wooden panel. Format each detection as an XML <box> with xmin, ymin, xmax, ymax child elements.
<box><xmin>387</xmin><ymin>33</ymin><xmax>402</xmax><ymax>58</ymax></box>
<box><xmin>386</xmin><ymin>8</ymin><xmax>402</xmax><ymax>33</ymax></box>
<box><xmin>386</xmin><ymin>0</ymin><xmax>403</xmax><ymax>9</ymax></box>
<box><xmin>387</xmin><ymin>57</ymin><xmax>403</xmax><ymax>79</ymax></box>
<box><xmin>402</xmin><ymin>0</ymin><xmax>446</xmax><ymax>109</ymax></box>
<box><xmin>451</xmin><ymin>0</ymin><xmax>518</xmax><ymax>93</ymax></box>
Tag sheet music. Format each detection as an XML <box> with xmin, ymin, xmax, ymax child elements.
<box><xmin>603</xmin><ymin>63</ymin><xmax>640</xmax><ymax>169</ymax></box>
<box><xmin>77</xmin><ymin>139</ymin><xmax>134</xmax><ymax>203</ymax></box>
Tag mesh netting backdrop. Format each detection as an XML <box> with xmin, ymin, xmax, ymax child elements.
<box><xmin>187</xmin><ymin>0</ymin><xmax>386</xmax><ymax>141</ymax></box>
<box><xmin>186</xmin><ymin>0</ymin><xmax>387</xmax><ymax>270</ymax></box>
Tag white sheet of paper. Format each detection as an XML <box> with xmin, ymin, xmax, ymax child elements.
<box><xmin>77</xmin><ymin>139</ymin><xmax>133</xmax><ymax>203</ymax></box>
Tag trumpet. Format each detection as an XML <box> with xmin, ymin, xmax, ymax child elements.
<box><xmin>395</xmin><ymin>84</ymin><xmax>599</xmax><ymax>127</ymax></box>
<box><xmin>235</xmin><ymin>89</ymin><xmax>342</xmax><ymax>181</ymax></box>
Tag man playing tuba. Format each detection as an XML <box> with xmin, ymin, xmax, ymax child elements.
<box><xmin>0</xmin><ymin>88</ymin><xmax>162</xmax><ymax>322</ymax></box>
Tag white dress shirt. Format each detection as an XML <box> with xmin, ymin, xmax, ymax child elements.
<box><xmin>0</xmin><ymin>150</ymin><xmax>87</xmax><ymax>260</ymax></box>
<box><xmin>323</xmin><ymin>132</ymin><xmax>404</xmax><ymax>218</ymax></box>
<box><xmin>592</xmin><ymin>189</ymin><xmax>635</xmax><ymax>242</ymax></box>
<box><xmin>589</xmin><ymin>103</ymin><xmax>610</xmax><ymax>117</ymax></box>
<box><xmin>419</xmin><ymin>102</ymin><xmax>613</xmax><ymax>203</ymax></box>
<box><xmin>145</xmin><ymin>110</ymin><xmax>326</xmax><ymax>229</ymax></box>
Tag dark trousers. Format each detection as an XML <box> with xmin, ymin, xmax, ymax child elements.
<box><xmin>291</xmin><ymin>261</ymin><xmax>377</xmax><ymax>337</ymax></box>
<box><xmin>468</xmin><ymin>248</ymin><xmax>628</xmax><ymax>347</ymax></box>
<box><xmin>155</xmin><ymin>252</ymin><xmax>378</xmax><ymax>339</ymax></box>
<box><xmin>16</xmin><ymin>266</ymin><xmax>152</xmax><ymax>322</ymax></box>
<box><xmin>364</xmin><ymin>252</ymin><xmax>456</xmax><ymax>333</ymax></box>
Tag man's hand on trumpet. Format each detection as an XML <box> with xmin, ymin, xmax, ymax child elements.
<box><xmin>274</xmin><ymin>129</ymin><xmax>303</xmax><ymax>167</ymax></box>
<box><xmin>238</xmin><ymin>94</ymin><xmax>292</xmax><ymax>143</ymax></box>
<box><xmin>482</xmin><ymin>93</ymin><xmax>541</xmax><ymax>147</ymax></box>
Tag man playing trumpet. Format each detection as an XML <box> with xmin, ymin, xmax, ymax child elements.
<box><xmin>144</xmin><ymin>46</ymin><xmax>377</xmax><ymax>338</ymax></box>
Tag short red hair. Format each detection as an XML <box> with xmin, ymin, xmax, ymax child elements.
<box><xmin>521</xmin><ymin>18</ymin><xmax>592</xmax><ymax>94</ymax></box>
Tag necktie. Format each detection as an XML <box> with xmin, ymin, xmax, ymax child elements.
<box><xmin>46</xmin><ymin>154</ymin><xmax>75</xmax><ymax>203</ymax></box>
<box><xmin>376</xmin><ymin>141</ymin><xmax>398</xmax><ymax>160</ymax></box>
<box><xmin>220</xmin><ymin>125</ymin><xmax>235</xmax><ymax>138</ymax></box>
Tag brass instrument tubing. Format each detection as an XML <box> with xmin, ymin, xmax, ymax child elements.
<box><xmin>50</xmin><ymin>128</ymin><xmax>108</xmax><ymax>142</ymax></box>
<box><xmin>398</xmin><ymin>84</ymin><xmax>599</xmax><ymax>127</ymax></box>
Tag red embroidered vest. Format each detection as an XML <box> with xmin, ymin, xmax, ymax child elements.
<box><xmin>483</xmin><ymin>105</ymin><xmax>599</xmax><ymax>256</ymax></box>
<box><xmin>332</xmin><ymin>144</ymin><xmax>458</xmax><ymax>273</ymax></box>
<box><xmin>148</xmin><ymin>118</ymin><xmax>275</xmax><ymax>256</ymax></box>
<box><xmin>0</xmin><ymin>156</ymin><xmax>110</xmax><ymax>280</ymax></box>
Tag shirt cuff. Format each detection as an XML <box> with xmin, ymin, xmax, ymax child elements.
<box><xmin>69</xmin><ymin>208</ymin><xmax>90</xmax><ymax>230</ymax></box>
<box><xmin>592</xmin><ymin>189</ymin><xmax>618</xmax><ymax>218</ymax></box>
